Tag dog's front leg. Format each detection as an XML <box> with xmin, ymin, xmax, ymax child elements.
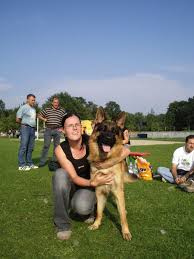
<box><xmin>88</xmin><ymin>187</ymin><xmax>108</xmax><ymax>231</ymax></box>
<box><xmin>113</xmin><ymin>188</ymin><xmax>132</xmax><ymax>241</ymax></box>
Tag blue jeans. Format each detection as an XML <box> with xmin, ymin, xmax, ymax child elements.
<box><xmin>157</xmin><ymin>167</ymin><xmax>175</xmax><ymax>183</ymax></box>
<box><xmin>39</xmin><ymin>128</ymin><xmax>61</xmax><ymax>165</ymax></box>
<box><xmin>52</xmin><ymin>168</ymin><xmax>96</xmax><ymax>231</ymax></box>
<box><xmin>157</xmin><ymin>167</ymin><xmax>192</xmax><ymax>183</ymax></box>
<box><xmin>18</xmin><ymin>125</ymin><xmax>35</xmax><ymax>167</ymax></box>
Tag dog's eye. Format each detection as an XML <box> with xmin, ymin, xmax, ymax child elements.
<box><xmin>98</xmin><ymin>124</ymin><xmax>107</xmax><ymax>132</ymax></box>
<box><xmin>111</xmin><ymin>127</ymin><xmax>119</xmax><ymax>135</ymax></box>
<box><xmin>111</xmin><ymin>127</ymin><xmax>116</xmax><ymax>134</ymax></box>
<box><xmin>95</xmin><ymin>123</ymin><xmax>103</xmax><ymax>131</ymax></box>
<box><xmin>103</xmin><ymin>125</ymin><xmax>108</xmax><ymax>131</ymax></box>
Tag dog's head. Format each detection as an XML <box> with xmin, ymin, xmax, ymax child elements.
<box><xmin>95</xmin><ymin>120</ymin><xmax>120</xmax><ymax>153</ymax></box>
<box><xmin>89</xmin><ymin>107</ymin><xmax>126</xmax><ymax>161</ymax></box>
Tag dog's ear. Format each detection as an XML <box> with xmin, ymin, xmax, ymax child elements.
<box><xmin>115</xmin><ymin>111</ymin><xmax>126</xmax><ymax>128</ymax></box>
<box><xmin>95</xmin><ymin>106</ymin><xmax>106</xmax><ymax>124</ymax></box>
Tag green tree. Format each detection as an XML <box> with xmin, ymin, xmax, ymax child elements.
<box><xmin>166</xmin><ymin>101</ymin><xmax>189</xmax><ymax>130</ymax></box>
<box><xmin>0</xmin><ymin>99</ymin><xmax>5</xmax><ymax>116</ymax></box>
<box><xmin>105</xmin><ymin>101</ymin><xmax>121</xmax><ymax>120</ymax></box>
<box><xmin>185</xmin><ymin>97</ymin><xmax>194</xmax><ymax>130</ymax></box>
<box><xmin>125</xmin><ymin>113</ymin><xmax>136</xmax><ymax>131</ymax></box>
<box><xmin>133</xmin><ymin>112</ymin><xmax>146</xmax><ymax>131</ymax></box>
<box><xmin>42</xmin><ymin>92</ymin><xmax>95</xmax><ymax>120</ymax></box>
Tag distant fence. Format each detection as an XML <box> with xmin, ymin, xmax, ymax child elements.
<box><xmin>131</xmin><ymin>131</ymin><xmax>194</xmax><ymax>139</ymax></box>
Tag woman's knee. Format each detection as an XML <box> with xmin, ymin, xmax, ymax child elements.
<box><xmin>52</xmin><ymin>168</ymin><xmax>71</xmax><ymax>190</ymax></box>
<box><xmin>71</xmin><ymin>189</ymin><xmax>96</xmax><ymax>215</ymax></box>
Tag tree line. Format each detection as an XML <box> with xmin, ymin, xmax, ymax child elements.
<box><xmin>0</xmin><ymin>92</ymin><xmax>194</xmax><ymax>133</ymax></box>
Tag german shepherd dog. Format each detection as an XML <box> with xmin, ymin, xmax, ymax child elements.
<box><xmin>88</xmin><ymin>107</ymin><xmax>133</xmax><ymax>241</ymax></box>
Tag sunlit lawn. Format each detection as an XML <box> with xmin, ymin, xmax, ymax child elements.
<box><xmin>0</xmin><ymin>138</ymin><xmax>194</xmax><ymax>258</ymax></box>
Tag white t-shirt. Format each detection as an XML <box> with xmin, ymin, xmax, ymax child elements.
<box><xmin>172</xmin><ymin>146</ymin><xmax>194</xmax><ymax>171</ymax></box>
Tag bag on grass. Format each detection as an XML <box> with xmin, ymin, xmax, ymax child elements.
<box><xmin>136</xmin><ymin>156</ymin><xmax>153</xmax><ymax>181</ymax></box>
<box><xmin>48</xmin><ymin>160</ymin><xmax>60</xmax><ymax>171</ymax></box>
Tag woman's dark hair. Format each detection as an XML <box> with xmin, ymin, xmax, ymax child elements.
<box><xmin>61</xmin><ymin>113</ymin><xmax>81</xmax><ymax>128</ymax></box>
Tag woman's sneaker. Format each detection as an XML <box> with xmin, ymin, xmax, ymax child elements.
<box><xmin>84</xmin><ymin>216</ymin><xmax>95</xmax><ymax>224</ymax></box>
<box><xmin>57</xmin><ymin>230</ymin><xmax>72</xmax><ymax>240</ymax></box>
<box><xmin>18</xmin><ymin>166</ymin><xmax>31</xmax><ymax>171</ymax></box>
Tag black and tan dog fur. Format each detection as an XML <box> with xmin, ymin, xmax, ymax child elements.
<box><xmin>88</xmin><ymin>107</ymin><xmax>133</xmax><ymax>240</ymax></box>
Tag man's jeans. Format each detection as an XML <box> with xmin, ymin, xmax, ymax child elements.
<box><xmin>157</xmin><ymin>167</ymin><xmax>193</xmax><ymax>183</ymax></box>
<box><xmin>18</xmin><ymin>125</ymin><xmax>35</xmax><ymax>167</ymax></box>
<box><xmin>39</xmin><ymin>128</ymin><xmax>61</xmax><ymax>165</ymax></box>
<box><xmin>52</xmin><ymin>168</ymin><xmax>96</xmax><ymax>231</ymax></box>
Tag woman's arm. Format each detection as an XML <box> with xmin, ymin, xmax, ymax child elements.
<box><xmin>55</xmin><ymin>145</ymin><xmax>113</xmax><ymax>187</ymax></box>
<box><xmin>94</xmin><ymin>146</ymin><xmax>131</xmax><ymax>169</ymax></box>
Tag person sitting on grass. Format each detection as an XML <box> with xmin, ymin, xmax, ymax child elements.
<box><xmin>157</xmin><ymin>135</ymin><xmax>194</xmax><ymax>190</ymax></box>
<box><xmin>53</xmin><ymin>112</ymin><xmax>131</xmax><ymax>240</ymax></box>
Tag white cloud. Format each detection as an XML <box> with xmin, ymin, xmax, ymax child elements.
<box><xmin>38</xmin><ymin>73</ymin><xmax>193</xmax><ymax>114</ymax></box>
<box><xmin>3</xmin><ymin>73</ymin><xmax>194</xmax><ymax>114</ymax></box>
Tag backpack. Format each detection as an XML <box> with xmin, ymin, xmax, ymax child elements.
<box><xmin>136</xmin><ymin>156</ymin><xmax>153</xmax><ymax>181</ymax></box>
<box><xmin>48</xmin><ymin>160</ymin><xmax>60</xmax><ymax>171</ymax></box>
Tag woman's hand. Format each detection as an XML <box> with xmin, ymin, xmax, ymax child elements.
<box><xmin>93</xmin><ymin>146</ymin><xmax>131</xmax><ymax>170</ymax></box>
<box><xmin>90</xmin><ymin>172</ymin><xmax>114</xmax><ymax>187</ymax></box>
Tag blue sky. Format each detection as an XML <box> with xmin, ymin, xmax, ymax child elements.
<box><xmin>0</xmin><ymin>0</ymin><xmax>194</xmax><ymax>114</ymax></box>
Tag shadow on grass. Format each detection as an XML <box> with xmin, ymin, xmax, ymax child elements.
<box><xmin>32</xmin><ymin>156</ymin><xmax>57</xmax><ymax>168</ymax></box>
<box><xmin>103</xmin><ymin>196</ymin><xmax>122</xmax><ymax>233</ymax></box>
<box><xmin>32</xmin><ymin>156</ymin><xmax>41</xmax><ymax>165</ymax></box>
<box><xmin>69</xmin><ymin>195</ymin><xmax>122</xmax><ymax>234</ymax></box>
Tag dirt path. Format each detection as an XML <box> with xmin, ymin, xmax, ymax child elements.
<box><xmin>130</xmin><ymin>140</ymin><xmax>183</xmax><ymax>146</ymax></box>
<box><xmin>35</xmin><ymin>138</ymin><xmax>183</xmax><ymax>146</ymax></box>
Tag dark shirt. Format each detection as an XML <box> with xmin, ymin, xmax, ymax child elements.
<box><xmin>177</xmin><ymin>169</ymin><xmax>189</xmax><ymax>176</ymax></box>
<box><xmin>60</xmin><ymin>135</ymin><xmax>90</xmax><ymax>180</ymax></box>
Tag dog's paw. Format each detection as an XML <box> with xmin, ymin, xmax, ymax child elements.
<box><xmin>88</xmin><ymin>223</ymin><xmax>99</xmax><ymax>231</ymax></box>
<box><xmin>122</xmin><ymin>232</ymin><xmax>132</xmax><ymax>241</ymax></box>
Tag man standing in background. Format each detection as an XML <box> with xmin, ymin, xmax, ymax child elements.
<box><xmin>16</xmin><ymin>94</ymin><xmax>38</xmax><ymax>171</ymax></box>
<box><xmin>38</xmin><ymin>97</ymin><xmax>66</xmax><ymax>167</ymax></box>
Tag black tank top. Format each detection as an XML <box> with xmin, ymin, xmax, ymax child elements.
<box><xmin>60</xmin><ymin>135</ymin><xmax>90</xmax><ymax>180</ymax></box>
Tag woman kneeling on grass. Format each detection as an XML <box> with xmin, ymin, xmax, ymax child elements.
<box><xmin>53</xmin><ymin>113</ymin><xmax>130</xmax><ymax>240</ymax></box>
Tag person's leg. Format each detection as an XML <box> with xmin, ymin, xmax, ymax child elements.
<box><xmin>39</xmin><ymin>128</ymin><xmax>52</xmax><ymax>166</ymax></box>
<box><xmin>18</xmin><ymin>125</ymin><xmax>30</xmax><ymax>167</ymax></box>
<box><xmin>26</xmin><ymin>127</ymin><xmax>36</xmax><ymax>166</ymax></box>
<box><xmin>71</xmin><ymin>188</ymin><xmax>96</xmax><ymax>216</ymax></box>
<box><xmin>157</xmin><ymin>167</ymin><xmax>175</xmax><ymax>183</ymax></box>
<box><xmin>51</xmin><ymin>129</ymin><xmax>61</xmax><ymax>161</ymax></box>
<box><xmin>52</xmin><ymin>168</ymin><xmax>73</xmax><ymax>231</ymax></box>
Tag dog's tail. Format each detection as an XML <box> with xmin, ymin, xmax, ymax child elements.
<box><xmin>124</xmin><ymin>172</ymin><xmax>138</xmax><ymax>183</ymax></box>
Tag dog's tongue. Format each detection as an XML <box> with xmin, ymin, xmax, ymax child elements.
<box><xmin>102</xmin><ymin>144</ymin><xmax>111</xmax><ymax>152</ymax></box>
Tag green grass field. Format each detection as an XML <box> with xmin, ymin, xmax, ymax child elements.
<box><xmin>0</xmin><ymin>138</ymin><xmax>194</xmax><ymax>259</ymax></box>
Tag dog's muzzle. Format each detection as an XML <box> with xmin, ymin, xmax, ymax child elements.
<box><xmin>97</xmin><ymin>132</ymin><xmax>116</xmax><ymax>149</ymax></box>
